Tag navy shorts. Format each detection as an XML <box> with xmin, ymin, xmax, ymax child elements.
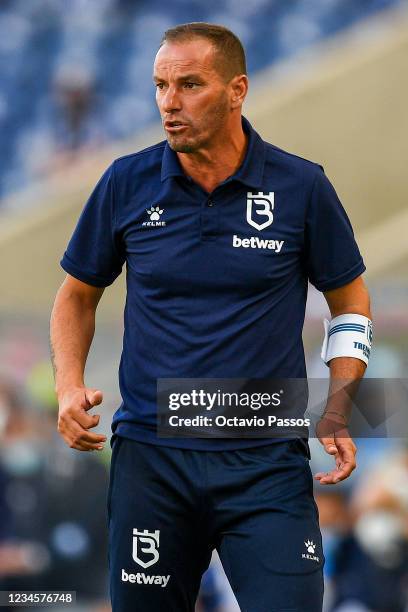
<box><xmin>107</xmin><ymin>436</ymin><xmax>324</xmax><ymax>612</ymax></box>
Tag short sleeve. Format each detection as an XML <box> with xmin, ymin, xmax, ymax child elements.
<box><xmin>305</xmin><ymin>168</ymin><xmax>366</xmax><ymax>292</ymax></box>
<box><xmin>60</xmin><ymin>163</ymin><xmax>125</xmax><ymax>287</ymax></box>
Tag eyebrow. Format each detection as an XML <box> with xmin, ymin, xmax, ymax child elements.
<box><xmin>152</xmin><ymin>73</ymin><xmax>204</xmax><ymax>83</ymax></box>
<box><xmin>178</xmin><ymin>74</ymin><xmax>204</xmax><ymax>81</ymax></box>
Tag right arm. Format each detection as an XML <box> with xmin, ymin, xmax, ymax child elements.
<box><xmin>50</xmin><ymin>273</ymin><xmax>107</xmax><ymax>451</ymax></box>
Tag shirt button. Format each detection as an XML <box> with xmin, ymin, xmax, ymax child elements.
<box><xmin>207</xmin><ymin>200</ymin><xmax>214</xmax><ymax>207</ymax></box>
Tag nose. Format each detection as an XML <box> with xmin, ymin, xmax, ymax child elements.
<box><xmin>160</xmin><ymin>85</ymin><xmax>182</xmax><ymax>114</ymax></box>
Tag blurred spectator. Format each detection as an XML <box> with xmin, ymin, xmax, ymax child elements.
<box><xmin>52</xmin><ymin>66</ymin><xmax>104</xmax><ymax>159</ymax></box>
<box><xmin>0</xmin><ymin>378</ymin><xmax>110</xmax><ymax>607</ymax></box>
<box><xmin>326</xmin><ymin>446</ymin><xmax>408</xmax><ymax>612</ymax></box>
<box><xmin>0</xmin><ymin>0</ymin><xmax>404</xmax><ymax>199</ymax></box>
<box><xmin>353</xmin><ymin>442</ymin><xmax>408</xmax><ymax>517</ymax></box>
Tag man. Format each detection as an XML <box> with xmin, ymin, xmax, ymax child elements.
<box><xmin>50</xmin><ymin>23</ymin><xmax>372</xmax><ymax>612</ymax></box>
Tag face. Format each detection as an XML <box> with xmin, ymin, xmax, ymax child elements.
<box><xmin>153</xmin><ymin>39</ymin><xmax>231</xmax><ymax>153</ymax></box>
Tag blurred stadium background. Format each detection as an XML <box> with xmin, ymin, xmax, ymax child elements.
<box><xmin>1</xmin><ymin>0</ymin><xmax>408</xmax><ymax>610</ymax></box>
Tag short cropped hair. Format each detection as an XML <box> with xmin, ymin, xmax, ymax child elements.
<box><xmin>160</xmin><ymin>22</ymin><xmax>247</xmax><ymax>82</ymax></box>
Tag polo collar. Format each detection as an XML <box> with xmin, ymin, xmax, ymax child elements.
<box><xmin>160</xmin><ymin>116</ymin><xmax>265</xmax><ymax>190</ymax></box>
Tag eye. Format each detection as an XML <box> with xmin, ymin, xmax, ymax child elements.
<box><xmin>184</xmin><ymin>82</ymin><xmax>198</xmax><ymax>89</ymax></box>
<box><xmin>155</xmin><ymin>82</ymin><xmax>165</xmax><ymax>90</ymax></box>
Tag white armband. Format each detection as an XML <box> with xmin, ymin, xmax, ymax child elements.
<box><xmin>321</xmin><ymin>313</ymin><xmax>373</xmax><ymax>366</ymax></box>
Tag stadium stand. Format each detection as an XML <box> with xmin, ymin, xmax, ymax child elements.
<box><xmin>0</xmin><ymin>0</ymin><xmax>404</xmax><ymax>200</ymax></box>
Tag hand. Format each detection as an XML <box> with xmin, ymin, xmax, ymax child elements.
<box><xmin>57</xmin><ymin>387</ymin><xmax>107</xmax><ymax>451</ymax></box>
<box><xmin>314</xmin><ymin>414</ymin><xmax>357</xmax><ymax>485</ymax></box>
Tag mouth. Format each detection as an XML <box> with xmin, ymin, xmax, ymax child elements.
<box><xmin>164</xmin><ymin>120</ymin><xmax>188</xmax><ymax>133</ymax></box>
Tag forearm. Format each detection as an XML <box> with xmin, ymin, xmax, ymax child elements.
<box><xmin>324</xmin><ymin>357</ymin><xmax>366</xmax><ymax>422</ymax></box>
<box><xmin>322</xmin><ymin>276</ymin><xmax>371</xmax><ymax>422</ymax></box>
<box><xmin>50</xmin><ymin>289</ymin><xmax>96</xmax><ymax>397</ymax></box>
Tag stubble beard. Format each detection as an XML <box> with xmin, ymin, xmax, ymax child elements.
<box><xmin>167</xmin><ymin>135</ymin><xmax>197</xmax><ymax>153</ymax></box>
<box><xmin>166</xmin><ymin>94</ymin><xmax>230</xmax><ymax>154</ymax></box>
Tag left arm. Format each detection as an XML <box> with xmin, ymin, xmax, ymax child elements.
<box><xmin>314</xmin><ymin>275</ymin><xmax>371</xmax><ymax>485</ymax></box>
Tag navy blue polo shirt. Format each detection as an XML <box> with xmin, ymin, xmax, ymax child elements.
<box><xmin>60</xmin><ymin>117</ymin><xmax>366</xmax><ymax>450</ymax></box>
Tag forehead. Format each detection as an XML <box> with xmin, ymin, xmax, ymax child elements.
<box><xmin>154</xmin><ymin>39</ymin><xmax>218</xmax><ymax>76</ymax></box>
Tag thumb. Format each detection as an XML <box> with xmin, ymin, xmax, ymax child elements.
<box><xmin>320</xmin><ymin>436</ymin><xmax>337</xmax><ymax>456</ymax></box>
<box><xmin>84</xmin><ymin>388</ymin><xmax>103</xmax><ymax>408</ymax></box>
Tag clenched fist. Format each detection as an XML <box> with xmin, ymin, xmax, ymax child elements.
<box><xmin>57</xmin><ymin>387</ymin><xmax>107</xmax><ymax>451</ymax></box>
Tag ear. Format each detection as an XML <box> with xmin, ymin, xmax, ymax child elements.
<box><xmin>230</xmin><ymin>74</ymin><xmax>248</xmax><ymax>110</ymax></box>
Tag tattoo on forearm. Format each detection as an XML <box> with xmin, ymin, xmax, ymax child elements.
<box><xmin>49</xmin><ymin>335</ymin><xmax>57</xmax><ymax>379</ymax></box>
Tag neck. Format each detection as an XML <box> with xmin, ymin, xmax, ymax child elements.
<box><xmin>177</xmin><ymin>119</ymin><xmax>247</xmax><ymax>194</ymax></box>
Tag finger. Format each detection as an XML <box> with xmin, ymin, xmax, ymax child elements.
<box><xmin>315</xmin><ymin>460</ymin><xmax>355</xmax><ymax>484</ymax></box>
<box><xmin>335</xmin><ymin>460</ymin><xmax>355</xmax><ymax>481</ymax></box>
<box><xmin>314</xmin><ymin>450</ymin><xmax>356</xmax><ymax>484</ymax></box>
<box><xmin>314</xmin><ymin>470</ymin><xmax>337</xmax><ymax>484</ymax></box>
<box><xmin>319</xmin><ymin>436</ymin><xmax>338</xmax><ymax>455</ymax></box>
<box><xmin>314</xmin><ymin>464</ymin><xmax>343</xmax><ymax>484</ymax></box>
<box><xmin>335</xmin><ymin>435</ymin><xmax>356</xmax><ymax>453</ymax></box>
<box><xmin>73</xmin><ymin>428</ymin><xmax>107</xmax><ymax>445</ymax></box>
<box><xmin>69</xmin><ymin>440</ymin><xmax>103</xmax><ymax>452</ymax></box>
<box><xmin>81</xmin><ymin>430</ymin><xmax>106</xmax><ymax>444</ymax></box>
<box><xmin>70</xmin><ymin>439</ymin><xmax>104</xmax><ymax>452</ymax></box>
<box><xmin>59</xmin><ymin>420</ymin><xmax>107</xmax><ymax>448</ymax></box>
<box><xmin>59</xmin><ymin>410</ymin><xmax>105</xmax><ymax>437</ymax></box>
<box><xmin>84</xmin><ymin>388</ymin><xmax>103</xmax><ymax>408</ymax></box>
<box><xmin>75</xmin><ymin>410</ymin><xmax>101</xmax><ymax>430</ymax></box>
<box><xmin>61</xmin><ymin>425</ymin><xmax>105</xmax><ymax>451</ymax></box>
<box><xmin>334</xmin><ymin>444</ymin><xmax>356</xmax><ymax>477</ymax></box>
<box><xmin>68</xmin><ymin>433</ymin><xmax>105</xmax><ymax>451</ymax></box>
<box><xmin>315</xmin><ymin>464</ymin><xmax>343</xmax><ymax>484</ymax></box>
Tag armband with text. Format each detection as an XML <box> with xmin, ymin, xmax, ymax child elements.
<box><xmin>321</xmin><ymin>313</ymin><xmax>373</xmax><ymax>366</ymax></box>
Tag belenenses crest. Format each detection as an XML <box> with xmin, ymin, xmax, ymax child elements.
<box><xmin>132</xmin><ymin>529</ymin><xmax>160</xmax><ymax>569</ymax></box>
<box><xmin>246</xmin><ymin>192</ymin><xmax>274</xmax><ymax>230</ymax></box>
<box><xmin>367</xmin><ymin>321</ymin><xmax>373</xmax><ymax>346</ymax></box>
